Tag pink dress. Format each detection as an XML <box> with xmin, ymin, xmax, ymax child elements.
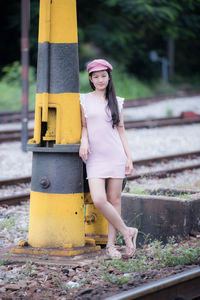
<box><xmin>80</xmin><ymin>93</ymin><xmax>127</xmax><ymax>179</ymax></box>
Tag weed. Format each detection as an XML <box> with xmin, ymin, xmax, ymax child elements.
<box><xmin>0</xmin><ymin>253</ymin><xmax>12</xmax><ymax>266</ymax></box>
<box><xmin>178</xmin><ymin>193</ymin><xmax>191</xmax><ymax>199</ymax></box>
<box><xmin>100</xmin><ymin>238</ymin><xmax>200</xmax><ymax>284</ymax></box>
<box><xmin>166</xmin><ymin>108</ymin><xmax>174</xmax><ymax>117</ymax></box>
<box><xmin>115</xmin><ymin>233</ymin><xmax>124</xmax><ymax>246</ymax></box>
<box><xmin>22</xmin><ymin>261</ymin><xmax>36</xmax><ymax>277</ymax></box>
<box><xmin>139</xmin><ymin>232</ymin><xmax>152</xmax><ymax>247</ymax></box>
<box><xmin>0</xmin><ymin>217</ymin><xmax>16</xmax><ymax>230</ymax></box>
<box><xmin>80</xmin><ymin>276</ymin><xmax>89</xmax><ymax>284</ymax></box>
<box><xmin>102</xmin><ymin>271</ymin><xmax>131</xmax><ymax>284</ymax></box>
<box><xmin>129</xmin><ymin>187</ymin><xmax>149</xmax><ymax>195</ymax></box>
<box><xmin>53</xmin><ymin>275</ymin><xmax>66</xmax><ymax>290</ymax></box>
<box><xmin>0</xmin><ymin>258</ymin><xmax>8</xmax><ymax>266</ymax></box>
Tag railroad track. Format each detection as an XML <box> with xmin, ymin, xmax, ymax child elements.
<box><xmin>0</xmin><ymin>176</ymin><xmax>31</xmax><ymax>187</ymax></box>
<box><xmin>1</xmin><ymin>150</ymin><xmax>200</xmax><ymax>206</ymax></box>
<box><xmin>0</xmin><ymin>92</ymin><xmax>199</xmax><ymax>124</ymax></box>
<box><xmin>106</xmin><ymin>267</ymin><xmax>200</xmax><ymax>300</ymax></box>
<box><xmin>123</xmin><ymin>92</ymin><xmax>200</xmax><ymax>108</ymax></box>
<box><xmin>1</xmin><ymin>115</ymin><xmax>200</xmax><ymax>143</ymax></box>
<box><xmin>124</xmin><ymin>114</ymin><xmax>200</xmax><ymax>129</ymax></box>
<box><xmin>0</xmin><ymin>110</ymin><xmax>34</xmax><ymax>124</ymax></box>
<box><xmin>0</xmin><ymin>128</ymin><xmax>34</xmax><ymax>143</ymax></box>
<box><xmin>0</xmin><ymin>193</ymin><xmax>30</xmax><ymax>206</ymax></box>
<box><xmin>0</xmin><ymin>176</ymin><xmax>31</xmax><ymax>206</ymax></box>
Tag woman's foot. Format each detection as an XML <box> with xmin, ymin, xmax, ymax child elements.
<box><xmin>123</xmin><ymin>227</ymin><xmax>138</xmax><ymax>257</ymax></box>
<box><xmin>106</xmin><ymin>244</ymin><xmax>122</xmax><ymax>259</ymax></box>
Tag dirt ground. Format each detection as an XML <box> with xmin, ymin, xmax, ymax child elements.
<box><xmin>0</xmin><ymin>236</ymin><xmax>200</xmax><ymax>300</ymax></box>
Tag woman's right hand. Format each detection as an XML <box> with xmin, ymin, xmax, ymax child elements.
<box><xmin>79</xmin><ymin>138</ymin><xmax>91</xmax><ymax>161</ymax></box>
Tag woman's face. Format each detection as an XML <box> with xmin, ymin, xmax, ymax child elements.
<box><xmin>89</xmin><ymin>70</ymin><xmax>109</xmax><ymax>91</ymax></box>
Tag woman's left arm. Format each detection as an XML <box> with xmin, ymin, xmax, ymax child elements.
<box><xmin>116</xmin><ymin>109</ymin><xmax>133</xmax><ymax>176</ymax></box>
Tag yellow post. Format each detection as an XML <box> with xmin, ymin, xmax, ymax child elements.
<box><xmin>12</xmin><ymin>0</ymin><xmax>100</xmax><ymax>256</ymax></box>
<box><xmin>83</xmin><ymin>166</ymin><xmax>108</xmax><ymax>245</ymax></box>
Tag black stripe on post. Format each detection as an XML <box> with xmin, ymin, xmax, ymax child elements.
<box><xmin>36</xmin><ymin>42</ymin><xmax>79</xmax><ymax>94</ymax></box>
<box><xmin>31</xmin><ymin>152</ymin><xmax>83</xmax><ymax>194</ymax></box>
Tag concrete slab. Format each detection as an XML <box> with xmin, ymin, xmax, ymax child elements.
<box><xmin>121</xmin><ymin>192</ymin><xmax>200</xmax><ymax>245</ymax></box>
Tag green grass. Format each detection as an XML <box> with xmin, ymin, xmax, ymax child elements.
<box><xmin>99</xmin><ymin>239</ymin><xmax>200</xmax><ymax>284</ymax></box>
<box><xmin>0</xmin><ymin>61</ymin><xmax>36</xmax><ymax>111</ymax></box>
<box><xmin>0</xmin><ymin>217</ymin><xmax>16</xmax><ymax>230</ymax></box>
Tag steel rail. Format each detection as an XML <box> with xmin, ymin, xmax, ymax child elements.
<box><xmin>123</xmin><ymin>92</ymin><xmax>200</xmax><ymax>108</ymax></box>
<box><xmin>132</xmin><ymin>150</ymin><xmax>200</xmax><ymax>165</ymax></box>
<box><xmin>128</xmin><ymin>162</ymin><xmax>200</xmax><ymax>180</ymax></box>
<box><xmin>0</xmin><ymin>150</ymin><xmax>199</xmax><ymax>188</ymax></box>
<box><xmin>1</xmin><ymin>116</ymin><xmax>200</xmax><ymax>143</ymax></box>
<box><xmin>0</xmin><ymin>193</ymin><xmax>30</xmax><ymax>206</ymax></box>
<box><xmin>0</xmin><ymin>176</ymin><xmax>31</xmax><ymax>187</ymax></box>
<box><xmin>0</xmin><ymin>111</ymin><xmax>34</xmax><ymax>124</ymax></box>
<box><xmin>105</xmin><ymin>267</ymin><xmax>200</xmax><ymax>300</ymax></box>
<box><xmin>0</xmin><ymin>92</ymin><xmax>199</xmax><ymax>124</ymax></box>
<box><xmin>0</xmin><ymin>129</ymin><xmax>33</xmax><ymax>143</ymax></box>
<box><xmin>125</xmin><ymin>116</ymin><xmax>200</xmax><ymax>129</ymax></box>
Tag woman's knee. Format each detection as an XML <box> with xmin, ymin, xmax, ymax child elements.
<box><xmin>107</xmin><ymin>193</ymin><xmax>121</xmax><ymax>207</ymax></box>
<box><xmin>91</xmin><ymin>194</ymin><xmax>107</xmax><ymax>209</ymax></box>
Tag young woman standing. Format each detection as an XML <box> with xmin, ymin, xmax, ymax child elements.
<box><xmin>79</xmin><ymin>59</ymin><xmax>138</xmax><ymax>259</ymax></box>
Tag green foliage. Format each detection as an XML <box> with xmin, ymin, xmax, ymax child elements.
<box><xmin>0</xmin><ymin>253</ymin><xmax>12</xmax><ymax>266</ymax></box>
<box><xmin>115</xmin><ymin>233</ymin><xmax>124</xmax><ymax>246</ymax></box>
<box><xmin>152</xmin><ymin>240</ymin><xmax>200</xmax><ymax>267</ymax></box>
<box><xmin>166</xmin><ymin>108</ymin><xmax>173</xmax><ymax>117</ymax></box>
<box><xmin>100</xmin><ymin>239</ymin><xmax>200</xmax><ymax>284</ymax></box>
<box><xmin>0</xmin><ymin>217</ymin><xmax>16</xmax><ymax>230</ymax></box>
<box><xmin>22</xmin><ymin>261</ymin><xmax>36</xmax><ymax>277</ymax></box>
<box><xmin>79</xmin><ymin>68</ymin><xmax>154</xmax><ymax>99</ymax></box>
<box><xmin>128</xmin><ymin>186</ymin><xmax>150</xmax><ymax>195</ymax></box>
<box><xmin>112</xmin><ymin>68</ymin><xmax>154</xmax><ymax>99</ymax></box>
<box><xmin>77</xmin><ymin>0</ymin><xmax>200</xmax><ymax>78</ymax></box>
<box><xmin>102</xmin><ymin>271</ymin><xmax>131</xmax><ymax>284</ymax></box>
<box><xmin>0</xmin><ymin>61</ymin><xmax>36</xmax><ymax>111</ymax></box>
<box><xmin>1</xmin><ymin>1</ymin><xmax>200</xmax><ymax>80</ymax></box>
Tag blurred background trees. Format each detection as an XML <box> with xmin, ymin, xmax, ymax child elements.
<box><xmin>0</xmin><ymin>0</ymin><xmax>200</xmax><ymax>109</ymax></box>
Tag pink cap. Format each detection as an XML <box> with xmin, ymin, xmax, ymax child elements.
<box><xmin>87</xmin><ymin>59</ymin><xmax>113</xmax><ymax>74</ymax></box>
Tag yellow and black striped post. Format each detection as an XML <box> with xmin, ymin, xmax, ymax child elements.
<box><xmin>12</xmin><ymin>0</ymin><xmax>100</xmax><ymax>256</ymax></box>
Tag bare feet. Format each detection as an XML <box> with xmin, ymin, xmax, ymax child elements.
<box><xmin>123</xmin><ymin>228</ymin><xmax>138</xmax><ymax>257</ymax></box>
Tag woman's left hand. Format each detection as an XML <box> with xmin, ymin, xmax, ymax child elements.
<box><xmin>125</xmin><ymin>158</ymin><xmax>133</xmax><ymax>176</ymax></box>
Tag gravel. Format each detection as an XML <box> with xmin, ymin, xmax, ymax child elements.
<box><xmin>127</xmin><ymin>124</ymin><xmax>200</xmax><ymax>160</ymax></box>
<box><xmin>0</xmin><ymin>142</ymin><xmax>32</xmax><ymax>180</ymax></box>
<box><xmin>0</xmin><ymin>201</ymin><xmax>29</xmax><ymax>247</ymax></box>
<box><xmin>123</xmin><ymin>95</ymin><xmax>200</xmax><ymax>120</ymax></box>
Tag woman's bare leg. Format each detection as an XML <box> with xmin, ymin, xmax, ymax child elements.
<box><xmin>106</xmin><ymin>178</ymin><xmax>123</xmax><ymax>246</ymax></box>
<box><xmin>88</xmin><ymin>178</ymin><xmax>138</xmax><ymax>257</ymax></box>
<box><xmin>88</xmin><ymin>178</ymin><xmax>127</xmax><ymax>236</ymax></box>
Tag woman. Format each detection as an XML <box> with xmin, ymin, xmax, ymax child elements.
<box><xmin>79</xmin><ymin>59</ymin><xmax>138</xmax><ymax>259</ymax></box>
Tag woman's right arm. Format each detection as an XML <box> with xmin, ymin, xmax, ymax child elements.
<box><xmin>79</xmin><ymin>106</ymin><xmax>91</xmax><ymax>161</ymax></box>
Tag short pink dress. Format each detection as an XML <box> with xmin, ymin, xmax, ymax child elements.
<box><xmin>80</xmin><ymin>92</ymin><xmax>127</xmax><ymax>179</ymax></box>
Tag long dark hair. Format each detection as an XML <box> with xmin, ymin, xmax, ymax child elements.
<box><xmin>89</xmin><ymin>69</ymin><xmax>120</xmax><ymax>128</ymax></box>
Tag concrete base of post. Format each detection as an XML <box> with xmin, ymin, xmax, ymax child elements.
<box><xmin>11</xmin><ymin>239</ymin><xmax>101</xmax><ymax>256</ymax></box>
